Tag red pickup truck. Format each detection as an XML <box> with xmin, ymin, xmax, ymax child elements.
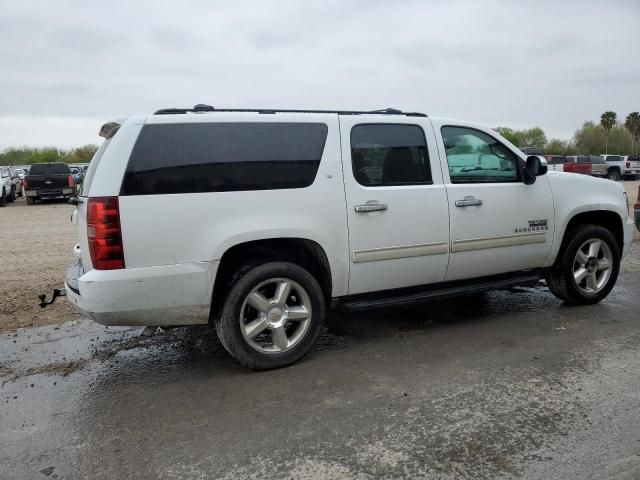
<box><xmin>545</xmin><ymin>155</ymin><xmax>607</xmax><ymax>177</ymax></box>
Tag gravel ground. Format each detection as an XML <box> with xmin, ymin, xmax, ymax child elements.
<box><xmin>0</xmin><ymin>197</ymin><xmax>78</xmax><ymax>331</ymax></box>
<box><xmin>0</xmin><ymin>181</ymin><xmax>638</xmax><ymax>332</ymax></box>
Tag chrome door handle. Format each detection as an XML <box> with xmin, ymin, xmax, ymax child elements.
<box><xmin>455</xmin><ymin>196</ymin><xmax>483</xmax><ymax>207</ymax></box>
<box><xmin>355</xmin><ymin>200</ymin><xmax>388</xmax><ymax>213</ymax></box>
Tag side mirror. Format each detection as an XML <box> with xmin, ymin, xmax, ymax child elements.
<box><xmin>523</xmin><ymin>156</ymin><xmax>547</xmax><ymax>184</ymax></box>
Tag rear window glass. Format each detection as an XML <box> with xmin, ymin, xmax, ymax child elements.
<box><xmin>350</xmin><ymin>124</ymin><xmax>432</xmax><ymax>186</ymax></box>
<box><xmin>605</xmin><ymin>155</ymin><xmax>620</xmax><ymax>162</ymax></box>
<box><xmin>121</xmin><ymin>122</ymin><xmax>328</xmax><ymax>195</ymax></box>
<box><xmin>547</xmin><ymin>156</ymin><xmax>565</xmax><ymax>164</ymax></box>
<box><xmin>29</xmin><ymin>163</ymin><xmax>71</xmax><ymax>175</ymax></box>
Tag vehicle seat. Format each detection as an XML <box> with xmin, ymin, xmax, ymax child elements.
<box><xmin>352</xmin><ymin>151</ymin><xmax>371</xmax><ymax>184</ymax></box>
<box><xmin>382</xmin><ymin>147</ymin><xmax>420</xmax><ymax>183</ymax></box>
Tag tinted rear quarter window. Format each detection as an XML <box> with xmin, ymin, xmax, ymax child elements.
<box><xmin>29</xmin><ymin>163</ymin><xmax>71</xmax><ymax>175</ymax></box>
<box><xmin>121</xmin><ymin>122</ymin><xmax>328</xmax><ymax>195</ymax></box>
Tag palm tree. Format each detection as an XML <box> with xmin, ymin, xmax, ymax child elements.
<box><xmin>625</xmin><ymin>112</ymin><xmax>640</xmax><ymax>155</ymax></box>
<box><xmin>600</xmin><ymin>111</ymin><xmax>617</xmax><ymax>154</ymax></box>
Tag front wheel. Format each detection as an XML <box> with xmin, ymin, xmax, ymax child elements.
<box><xmin>546</xmin><ymin>225</ymin><xmax>620</xmax><ymax>305</ymax></box>
<box><xmin>215</xmin><ymin>261</ymin><xmax>325</xmax><ymax>370</ymax></box>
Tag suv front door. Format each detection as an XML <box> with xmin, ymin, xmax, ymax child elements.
<box><xmin>436</xmin><ymin>123</ymin><xmax>555</xmax><ymax>281</ymax></box>
<box><xmin>340</xmin><ymin>117</ymin><xmax>450</xmax><ymax>294</ymax></box>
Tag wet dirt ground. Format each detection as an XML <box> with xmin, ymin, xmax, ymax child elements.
<box><xmin>2</xmin><ymin>270</ymin><xmax>640</xmax><ymax>479</ymax></box>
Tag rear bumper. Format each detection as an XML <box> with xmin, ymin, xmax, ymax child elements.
<box><xmin>26</xmin><ymin>188</ymin><xmax>74</xmax><ymax>198</ymax></box>
<box><xmin>623</xmin><ymin>217</ymin><xmax>635</xmax><ymax>258</ymax></box>
<box><xmin>65</xmin><ymin>260</ymin><xmax>218</xmax><ymax>326</ymax></box>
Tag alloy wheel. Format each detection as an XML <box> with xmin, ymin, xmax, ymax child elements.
<box><xmin>239</xmin><ymin>278</ymin><xmax>312</xmax><ymax>354</ymax></box>
<box><xmin>573</xmin><ymin>238</ymin><xmax>613</xmax><ymax>294</ymax></box>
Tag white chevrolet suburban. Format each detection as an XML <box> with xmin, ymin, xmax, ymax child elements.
<box><xmin>64</xmin><ymin>105</ymin><xmax>635</xmax><ymax>369</ymax></box>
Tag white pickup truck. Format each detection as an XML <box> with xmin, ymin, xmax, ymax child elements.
<box><xmin>63</xmin><ymin>105</ymin><xmax>635</xmax><ymax>369</ymax></box>
<box><xmin>602</xmin><ymin>154</ymin><xmax>640</xmax><ymax>181</ymax></box>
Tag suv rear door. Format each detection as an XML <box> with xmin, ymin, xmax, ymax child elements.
<box><xmin>339</xmin><ymin>116</ymin><xmax>450</xmax><ymax>294</ymax></box>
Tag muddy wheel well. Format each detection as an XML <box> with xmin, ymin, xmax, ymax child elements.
<box><xmin>557</xmin><ymin>210</ymin><xmax>623</xmax><ymax>263</ymax></box>
<box><xmin>210</xmin><ymin>238</ymin><xmax>332</xmax><ymax>322</ymax></box>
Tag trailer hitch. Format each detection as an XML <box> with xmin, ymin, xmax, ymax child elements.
<box><xmin>38</xmin><ymin>288</ymin><xmax>66</xmax><ymax>308</ymax></box>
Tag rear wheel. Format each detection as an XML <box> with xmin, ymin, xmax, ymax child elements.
<box><xmin>7</xmin><ymin>187</ymin><xmax>16</xmax><ymax>202</ymax></box>
<box><xmin>0</xmin><ymin>188</ymin><xmax>6</xmax><ymax>207</ymax></box>
<box><xmin>545</xmin><ymin>225</ymin><xmax>620</xmax><ymax>305</ymax></box>
<box><xmin>607</xmin><ymin>169</ymin><xmax>621</xmax><ymax>181</ymax></box>
<box><xmin>215</xmin><ymin>261</ymin><xmax>325</xmax><ymax>370</ymax></box>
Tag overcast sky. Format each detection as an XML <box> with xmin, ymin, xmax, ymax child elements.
<box><xmin>1</xmin><ymin>0</ymin><xmax>639</xmax><ymax>149</ymax></box>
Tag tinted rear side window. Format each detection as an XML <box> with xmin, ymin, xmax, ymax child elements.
<box><xmin>121</xmin><ymin>122</ymin><xmax>328</xmax><ymax>195</ymax></box>
<box><xmin>350</xmin><ymin>124</ymin><xmax>431</xmax><ymax>186</ymax></box>
<box><xmin>29</xmin><ymin>163</ymin><xmax>71</xmax><ymax>175</ymax></box>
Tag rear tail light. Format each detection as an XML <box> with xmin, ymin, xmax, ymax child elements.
<box><xmin>23</xmin><ymin>177</ymin><xmax>28</xmax><ymax>189</ymax></box>
<box><xmin>87</xmin><ymin>197</ymin><xmax>125</xmax><ymax>270</ymax></box>
<box><xmin>627</xmin><ymin>162</ymin><xmax>631</xmax><ymax>168</ymax></box>
<box><xmin>68</xmin><ymin>175</ymin><xmax>75</xmax><ymax>188</ymax></box>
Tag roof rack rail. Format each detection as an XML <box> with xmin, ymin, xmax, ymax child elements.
<box><xmin>153</xmin><ymin>105</ymin><xmax>427</xmax><ymax>117</ymax></box>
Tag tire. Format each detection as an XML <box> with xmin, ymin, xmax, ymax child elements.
<box><xmin>545</xmin><ymin>225</ymin><xmax>620</xmax><ymax>305</ymax></box>
<box><xmin>26</xmin><ymin>196</ymin><xmax>35</xmax><ymax>205</ymax></box>
<box><xmin>0</xmin><ymin>188</ymin><xmax>6</xmax><ymax>207</ymax></box>
<box><xmin>7</xmin><ymin>187</ymin><xmax>15</xmax><ymax>202</ymax></box>
<box><xmin>215</xmin><ymin>261</ymin><xmax>325</xmax><ymax>370</ymax></box>
<box><xmin>607</xmin><ymin>169</ymin><xmax>621</xmax><ymax>181</ymax></box>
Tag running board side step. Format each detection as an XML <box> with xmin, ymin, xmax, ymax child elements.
<box><xmin>336</xmin><ymin>272</ymin><xmax>542</xmax><ymax>313</ymax></box>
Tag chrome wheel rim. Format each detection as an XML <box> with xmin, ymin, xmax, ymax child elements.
<box><xmin>240</xmin><ymin>278</ymin><xmax>312</xmax><ymax>354</ymax></box>
<box><xmin>573</xmin><ymin>239</ymin><xmax>613</xmax><ymax>295</ymax></box>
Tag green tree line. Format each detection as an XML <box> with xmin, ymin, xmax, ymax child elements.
<box><xmin>0</xmin><ymin>144</ymin><xmax>99</xmax><ymax>166</ymax></box>
<box><xmin>496</xmin><ymin>111</ymin><xmax>640</xmax><ymax>156</ymax></box>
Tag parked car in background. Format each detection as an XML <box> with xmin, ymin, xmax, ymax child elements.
<box><xmin>546</xmin><ymin>155</ymin><xmax>566</xmax><ymax>173</ymax></box>
<box><xmin>8</xmin><ymin>166</ymin><xmax>23</xmax><ymax>197</ymax></box>
<box><xmin>602</xmin><ymin>155</ymin><xmax>640</xmax><ymax>181</ymax></box>
<box><xmin>0</xmin><ymin>166</ymin><xmax>13</xmax><ymax>206</ymax></box>
<box><xmin>23</xmin><ymin>163</ymin><xmax>76</xmax><ymax>205</ymax></box>
<box><xmin>69</xmin><ymin>166</ymin><xmax>84</xmax><ymax>185</ymax></box>
<box><xmin>63</xmin><ymin>105</ymin><xmax>634</xmax><ymax>370</ymax></box>
<box><xmin>565</xmin><ymin>155</ymin><xmax>607</xmax><ymax>178</ymax></box>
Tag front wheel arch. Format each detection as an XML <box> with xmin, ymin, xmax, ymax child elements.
<box><xmin>555</xmin><ymin>210</ymin><xmax>623</xmax><ymax>265</ymax></box>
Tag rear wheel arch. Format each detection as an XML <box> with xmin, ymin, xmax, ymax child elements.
<box><xmin>210</xmin><ymin>237</ymin><xmax>332</xmax><ymax>322</ymax></box>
